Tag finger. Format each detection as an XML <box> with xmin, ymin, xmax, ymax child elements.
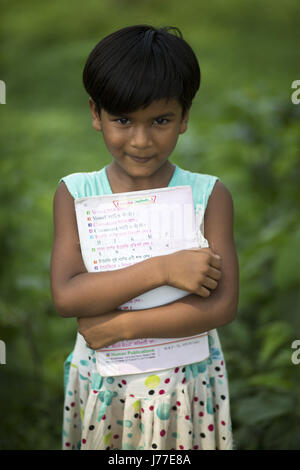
<box><xmin>196</xmin><ymin>247</ymin><xmax>221</xmax><ymax>266</ymax></box>
<box><xmin>207</xmin><ymin>266</ymin><xmax>222</xmax><ymax>281</ymax></box>
<box><xmin>210</xmin><ymin>255</ymin><xmax>222</xmax><ymax>269</ymax></box>
<box><xmin>202</xmin><ymin>277</ymin><xmax>218</xmax><ymax>290</ymax></box>
<box><xmin>197</xmin><ymin>286</ymin><xmax>211</xmax><ymax>297</ymax></box>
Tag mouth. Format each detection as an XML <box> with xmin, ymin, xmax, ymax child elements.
<box><xmin>127</xmin><ymin>154</ymin><xmax>155</xmax><ymax>163</ymax></box>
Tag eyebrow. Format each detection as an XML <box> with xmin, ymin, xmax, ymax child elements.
<box><xmin>152</xmin><ymin>112</ymin><xmax>176</xmax><ymax>119</ymax></box>
<box><xmin>110</xmin><ymin>112</ymin><xmax>176</xmax><ymax>119</ymax></box>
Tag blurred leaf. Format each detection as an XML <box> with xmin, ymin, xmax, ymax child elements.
<box><xmin>235</xmin><ymin>393</ymin><xmax>294</xmax><ymax>426</ymax></box>
<box><xmin>273</xmin><ymin>227</ymin><xmax>300</xmax><ymax>290</ymax></box>
<box><xmin>248</xmin><ymin>372</ymin><xmax>293</xmax><ymax>390</ymax></box>
<box><xmin>256</xmin><ymin>321</ymin><xmax>293</xmax><ymax>365</ymax></box>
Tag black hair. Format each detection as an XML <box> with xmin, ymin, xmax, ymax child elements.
<box><xmin>82</xmin><ymin>25</ymin><xmax>201</xmax><ymax>118</ymax></box>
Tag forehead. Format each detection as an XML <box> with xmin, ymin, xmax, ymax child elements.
<box><xmin>106</xmin><ymin>98</ymin><xmax>183</xmax><ymax>118</ymax></box>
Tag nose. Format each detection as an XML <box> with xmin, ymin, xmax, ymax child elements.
<box><xmin>129</xmin><ymin>125</ymin><xmax>152</xmax><ymax>150</ymax></box>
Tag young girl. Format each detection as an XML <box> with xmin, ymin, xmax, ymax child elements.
<box><xmin>50</xmin><ymin>25</ymin><xmax>239</xmax><ymax>451</ymax></box>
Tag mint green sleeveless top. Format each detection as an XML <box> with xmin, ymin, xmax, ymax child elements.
<box><xmin>59</xmin><ymin>164</ymin><xmax>219</xmax><ymax>212</ymax></box>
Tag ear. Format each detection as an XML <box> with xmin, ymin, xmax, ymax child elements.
<box><xmin>88</xmin><ymin>97</ymin><xmax>102</xmax><ymax>132</ymax></box>
<box><xmin>179</xmin><ymin>108</ymin><xmax>190</xmax><ymax>134</ymax></box>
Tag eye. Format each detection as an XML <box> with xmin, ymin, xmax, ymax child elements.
<box><xmin>115</xmin><ymin>117</ymin><xmax>130</xmax><ymax>125</ymax></box>
<box><xmin>153</xmin><ymin>117</ymin><xmax>169</xmax><ymax>126</ymax></box>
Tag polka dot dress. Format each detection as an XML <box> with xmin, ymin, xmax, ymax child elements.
<box><xmin>62</xmin><ymin>329</ymin><xmax>233</xmax><ymax>450</ymax></box>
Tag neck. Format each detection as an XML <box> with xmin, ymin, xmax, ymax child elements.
<box><xmin>106</xmin><ymin>161</ymin><xmax>175</xmax><ymax>193</ymax></box>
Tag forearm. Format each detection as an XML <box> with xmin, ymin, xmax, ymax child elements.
<box><xmin>77</xmin><ymin>280</ymin><xmax>238</xmax><ymax>350</ymax></box>
<box><xmin>55</xmin><ymin>256</ymin><xmax>165</xmax><ymax>318</ymax></box>
<box><xmin>123</xmin><ymin>291</ymin><xmax>237</xmax><ymax>340</ymax></box>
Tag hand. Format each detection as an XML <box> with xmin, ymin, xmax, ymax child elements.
<box><xmin>163</xmin><ymin>247</ymin><xmax>222</xmax><ymax>297</ymax></box>
<box><xmin>77</xmin><ymin>310</ymin><xmax>126</xmax><ymax>350</ymax></box>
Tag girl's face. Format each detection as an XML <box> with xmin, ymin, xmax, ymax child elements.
<box><xmin>88</xmin><ymin>98</ymin><xmax>189</xmax><ymax>189</ymax></box>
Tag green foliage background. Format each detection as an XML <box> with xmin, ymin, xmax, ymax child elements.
<box><xmin>1</xmin><ymin>0</ymin><xmax>300</xmax><ymax>450</ymax></box>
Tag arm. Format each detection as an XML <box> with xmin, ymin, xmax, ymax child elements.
<box><xmin>78</xmin><ymin>181</ymin><xmax>239</xmax><ymax>349</ymax></box>
<box><xmin>126</xmin><ymin>180</ymin><xmax>239</xmax><ymax>337</ymax></box>
<box><xmin>78</xmin><ymin>291</ymin><xmax>234</xmax><ymax>350</ymax></box>
<box><xmin>50</xmin><ymin>182</ymin><xmax>165</xmax><ymax>318</ymax></box>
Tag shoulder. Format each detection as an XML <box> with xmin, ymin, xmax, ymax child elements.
<box><xmin>178</xmin><ymin>167</ymin><xmax>218</xmax><ymax>189</ymax></box>
<box><xmin>176</xmin><ymin>166</ymin><xmax>220</xmax><ymax>209</ymax></box>
<box><xmin>54</xmin><ymin>179</ymin><xmax>73</xmax><ymax>202</ymax></box>
<box><xmin>209</xmin><ymin>180</ymin><xmax>234</xmax><ymax>207</ymax></box>
<box><xmin>53</xmin><ymin>182</ymin><xmax>76</xmax><ymax>225</ymax></box>
<box><xmin>55</xmin><ymin>172</ymin><xmax>85</xmax><ymax>200</ymax></box>
<box><xmin>204</xmin><ymin>180</ymin><xmax>235</xmax><ymax>239</ymax></box>
<box><xmin>57</xmin><ymin>168</ymin><xmax>105</xmax><ymax>199</ymax></box>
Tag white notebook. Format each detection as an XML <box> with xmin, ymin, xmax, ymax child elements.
<box><xmin>75</xmin><ymin>185</ymin><xmax>209</xmax><ymax>376</ymax></box>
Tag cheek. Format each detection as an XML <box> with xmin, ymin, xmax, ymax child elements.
<box><xmin>160</xmin><ymin>128</ymin><xmax>181</xmax><ymax>150</ymax></box>
<box><xmin>156</xmin><ymin>128</ymin><xmax>177</xmax><ymax>145</ymax></box>
<box><xmin>102</xmin><ymin>130</ymin><xmax>125</xmax><ymax>153</ymax></box>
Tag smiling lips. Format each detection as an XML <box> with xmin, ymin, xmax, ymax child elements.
<box><xmin>127</xmin><ymin>154</ymin><xmax>154</xmax><ymax>163</ymax></box>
